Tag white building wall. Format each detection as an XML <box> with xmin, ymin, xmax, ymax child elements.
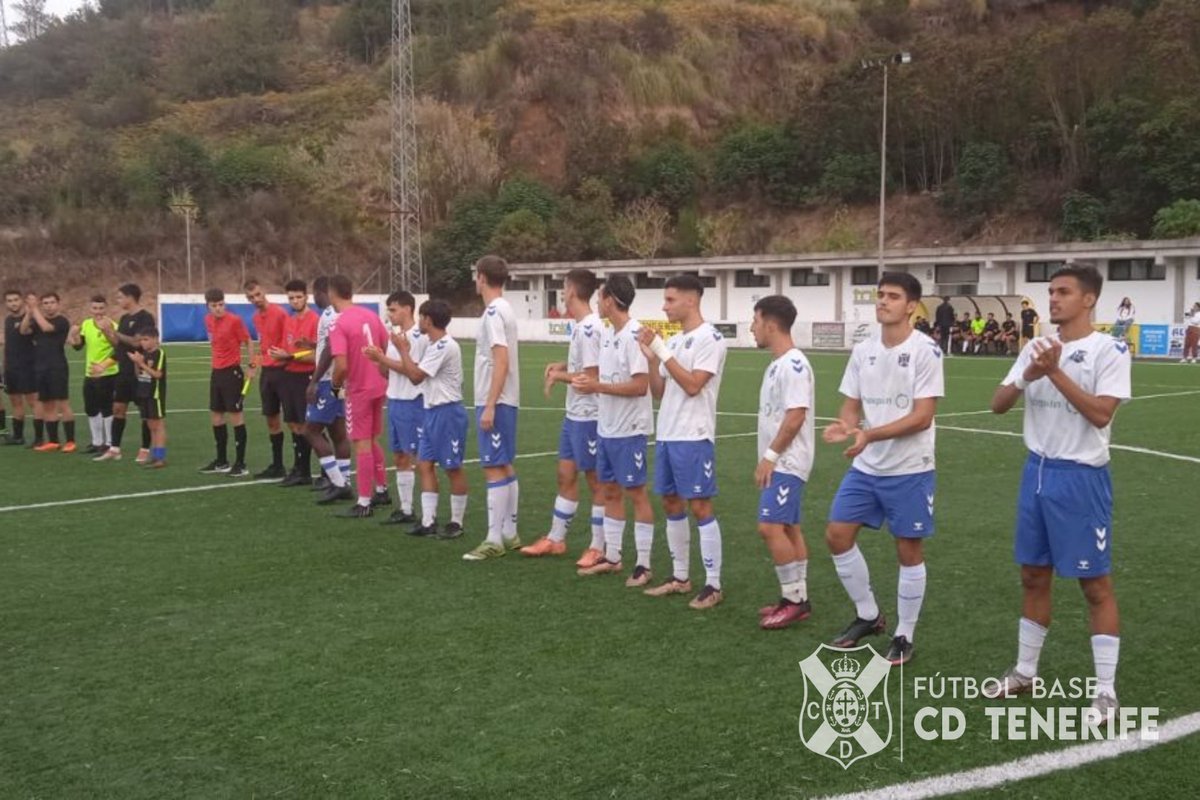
<box><xmin>787</xmin><ymin>283</ymin><xmax>837</xmax><ymax>322</ymax></box>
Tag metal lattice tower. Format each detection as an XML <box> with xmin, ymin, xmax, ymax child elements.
<box><xmin>390</xmin><ymin>0</ymin><xmax>424</xmax><ymax>292</ymax></box>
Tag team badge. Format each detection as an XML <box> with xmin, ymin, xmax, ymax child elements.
<box><xmin>798</xmin><ymin>645</ymin><xmax>892</xmax><ymax>769</ymax></box>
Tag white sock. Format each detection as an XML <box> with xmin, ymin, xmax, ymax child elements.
<box><xmin>1091</xmin><ymin>634</ymin><xmax>1119</xmax><ymax>697</ymax></box>
<box><xmin>895</xmin><ymin>562</ymin><xmax>927</xmax><ymax>641</ymax></box>
<box><xmin>1017</xmin><ymin>617</ymin><xmax>1048</xmax><ymax>678</ymax></box>
<box><xmin>603</xmin><ymin>516</ymin><xmax>624</xmax><ymax>563</ymax></box>
<box><xmin>337</xmin><ymin>458</ymin><xmax>351</xmax><ymax>480</ymax></box>
<box><xmin>666</xmin><ymin>513</ymin><xmax>690</xmax><ymax>581</ymax></box>
<box><xmin>88</xmin><ymin>415</ymin><xmax>103</xmax><ymax>447</ymax></box>
<box><xmin>549</xmin><ymin>495</ymin><xmax>578</xmax><ymax>543</ymax></box>
<box><xmin>420</xmin><ymin>491</ymin><xmax>438</xmax><ymax>527</ymax></box>
<box><xmin>832</xmin><ymin>546</ymin><xmax>879</xmax><ymax>620</ymax></box>
<box><xmin>102</xmin><ymin>415</ymin><xmax>113</xmax><ymax>446</ymax></box>
<box><xmin>776</xmin><ymin>560</ymin><xmax>807</xmax><ymax>602</ymax></box>
<box><xmin>503</xmin><ymin>478</ymin><xmax>519</xmax><ymax>539</ymax></box>
<box><xmin>321</xmin><ymin>456</ymin><xmax>346</xmax><ymax>487</ymax></box>
<box><xmin>396</xmin><ymin>470</ymin><xmax>415</xmax><ymax>514</ymax></box>
<box><xmin>634</xmin><ymin>521</ymin><xmax>653</xmax><ymax>569</ymax></box>
<box><xmin>589</xmin><ymin>504</ymin><xmax>605</xmax><ymax>551</ymax></box>
<box><xmin>486</xmin><ymin>479</ymin><xmax>507</xmax><ymax>545</ymax></box>
<box><xmin>698</xmin><ymin>517</ymin><xmax>722</xmax><ymax>590</ymax></box>
<box><xmin>450</xmin><ymin>493</ymin><xmax>468</xmax><ymax>525</ymax></box>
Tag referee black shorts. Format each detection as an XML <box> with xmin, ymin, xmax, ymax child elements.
<box><xmin>259</xmin><ymin>366</ymin><xmax>285</xmax><ymax>417</ymax></box>
<box><xmin>280</xmin><ymin>371</ymin><xmax>310</xmax><ymax>425</ymax></box>
<box><xmin>3</xmin><ymin>365</ymin><xmax>36</xmax><ymax>395</ymax></box>
<box><xmin>36</xmin><ymin>368</ymin><xmax>70</xmax><ymax>402</ymax></box>
<box><xmin>210</xmin><ymin>366</ymin><xmax>245</xmax><ymax>414</ymax></box>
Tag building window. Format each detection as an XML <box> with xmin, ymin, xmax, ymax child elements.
<box><xmin>1109</xmin><ymin>258</ymin><xmax>1165</xmax><ymax>281</ymax></box>
<box><xmin>544</xmin><ymin>278</ymin><xmax>564</xmax><ymax>290</ymax></box>
<box><xmin>634</xmin><ymin>273</ymin><xmax>665</xmax><ymax>289</ymax></box>
<box><xmin>734</xmin><ymin>269</ymin><xmax>771</xmax><ymax>288</ymax></box>
<box><xmin>935</xmin><ymin>264</ymin><xmax>980</xmax><ymax>285</ymax></box>
<box><xmin>790</xmin><ymin>268</ymin><xmax>830</xmax><ymax>287</ymax></box>
<box><xmin>850</xmin><ymin>266</ymin><xmax>878</xmax><ymax>286</ymax></box>
<box><xmin>1025</xmin><ymin>261</ymin><xmax>1063</xmax><ymax>283</ymax></box>
<box><xmin>507</xmin><ymin>279</ymin><xmax>530</xmax><ymax>290</ymax></box>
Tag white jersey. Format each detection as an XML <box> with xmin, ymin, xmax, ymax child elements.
<box><xmin>656</xmin><ymin>322</ymin><xmax>727</xmax><ymax>442</ymax></box>
<box><xmin>565</xmin><ymin>312</ymin><xmax>602</xmax><ymax>421</ymax></box>
<box><xmin>474</xmin><ymin>296</ymin><xmax>520</xmax><ymax>408</ymax></box>
<box><xmin>1003</xmin><ymin>332</ymin><xmax>1131</xmax><ymax>467</ymax></box>
<box><xmin>839</xmin><ymin>330</ymin><xmax>945</xmax><ymax>476</ymax></box>
<box><xmin>386</xmin><ymin>325</ymin><xmax>427</xmax><ymax>401</ymax></box>
<box><xmin>758</xmin><ymin>348</ymin><xmax>816</xmax><ymax>481</ymax></box>
<box><xmin>315</xmin><ymin>305</ymin><xmax>339</xmax><ymax>383</ymax></box>
<box><xmin>597</xmin><ymin>319</ymin><xmax>653</xmax><ymax>439</ymax></box>
<box><xmin>418</xmin><ymin>334</ymin><xmax>464</xmax><ymax>409</ymax></box>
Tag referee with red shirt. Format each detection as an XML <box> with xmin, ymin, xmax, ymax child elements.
<box><xmin>272</xmin><ymin>279</ymin><xmax>320</xmax><ymax>486</ymax></box>
<box><xmin>245</xmin><ymin>279</ymin><xmax>290</xmax><ymax>480</ymax></box>
<box><xmin>201</xmin><ymin>288</ymin><xmax>251</xmax><ymax>476</ymax></box>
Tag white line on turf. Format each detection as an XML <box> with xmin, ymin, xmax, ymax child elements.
<box><xmin>936</xmin><ymin>424</ymin><xmax>1200</xmax><ymax>465</ymax></box>
<box><xmin>0</xmin><ymin>432</ymin><xmax>759</xmax><ymax>514</ymax></box>
<box><xmin>815</xmin><ymin>711</ymin><xmax>1200</xmax><ymax>800</ymax></box>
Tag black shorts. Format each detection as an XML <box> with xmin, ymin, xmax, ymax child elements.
<box><xmin>259</xmin><ymin>366</ymin><xmax>285</xmax><ymax>416</ymax></box>
<box><xmin>36</xmin><ymin>369</ymin><xmax>70</xmax><ymax>402</ymax></box>
<box><xmin>1021</xmin><ymin>326</ymin><xmax>1035</xmax><ymax>339</ymax></box>
<box><xmin>113</xmin><ymin>371</ymin><xmax>139</xmax><ymax>404</ymax></box>
<box><xmin>4</xmin><ymin>364</ymin><xmax>35</xmax><ymax>395</ymax></box>
<box><xmin>84</xmin><ymin>375</ymin><xmax>117</xmax><ymax>417</ymax></box>
<box><xmin>210</xmin><ymin>366</ymin><xmax>246</xmax><ymax>414</ymax></box>
<box><xmin>280</xmin><ymin>371</ymin><xmax>310</xmax><ymax>424</ymax></box>
<box><xmin>138</xmin><ymin>391</ymin><xmax>166</xmax><ymax>421</ymax></box>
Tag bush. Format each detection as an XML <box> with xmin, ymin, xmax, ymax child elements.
<box><xmin>1061</xmin><ymin>191</ymin><xmax>1107</xmax><ymax>241</ymax></box>
<box><xmin>713</xmin><ymin>124</ymin><xmax>802</xmax><ymax>206</ymax></box>
<box><xmin>214</xmin><ymin>145</ymin><xmax>296</xmax><ymax>196</ymax></box>
<box><xmin>819</xmin><ymin>153</ymin><xmax>877</xmax><ymax>204</ymax></box>
<box><xmin>166</xmin><ymin>0</ymin><xmax>295</xmax><ymax>100</ymax></box>
<box><xmin>951</xmin><ymin>142</ymin><xmax>1009</xmax><ymax>215</ymax></box>
<box><xmin>486</xmin><ymin>209</ymin><xmax>551</xmax><ymax>263</ymax></box>
<box><xmin>330</xmin><ymin>0</ymin><xmax>391</xmax><ymax>63</ymax></box>
<box><xmin>126</xmin><ymin>132</ymin><xmax>214</xmax><ymax>209</ymax></box>
<box><xmin>1151</xmin><ymin>199</ymin><xmax>1200</xmax><ymax>239</ymax></box>
<box><xmin>628</xmin><ymin>141</ymin><xmax>701</xmax><ymax>212</ymax></box>
<box><xmin>495</xmin><ymin>177</ymin><xmax>558</xmax><ymax>221</ymax></box>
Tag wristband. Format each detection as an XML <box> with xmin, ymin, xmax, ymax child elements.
<box><xmin>1013</xmin><ymin>376</ymin><xmax>1028</xmax><ymax>391</ymax></box>
<box><xmin>649</xmin><ymin>336</ymin><xmax>673</xmax><ymax>362</ymax></box>
<box><xmin>764</xmin><ymin>448</ymin><xmax>780</xmax><ymax>464</ymax></box>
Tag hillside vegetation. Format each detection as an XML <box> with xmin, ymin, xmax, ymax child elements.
<box><xmin>1</xmin><ymin>0</ymin><xmax>1199</xmax><ymax>292</ymax></box>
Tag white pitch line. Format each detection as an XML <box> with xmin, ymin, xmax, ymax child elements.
<box><xmin>0</xmin><ymin>432</ymin><xmax>760</xmax><ymax>515</ymax></box>
<box><xmin>936</xmin><ymin>425</ymin><xmax>1200</xmax><ymax>465</ymax></box>
<box><xmin>816</xmin><ymin>711</ymin><xmax>1200</xmax><ymax>800</ymax></box>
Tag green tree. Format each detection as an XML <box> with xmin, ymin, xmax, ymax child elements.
<box><xmin>950</xmin><ymin>142</ymin><xmax>1010</xmax><ymax>215</ymax></box>
<box><xmin>1151</xmin><ymin>199</ymin><xmax>1200</xmax><ymax>238</ymax></box>
<box><xmin>1061</xmin><ymin>191</ymin><xmax>1107</xmax><ymax>241</ymax></box>
<box><xmin>487</xmin><ymin>209</ymin><xmax>551</xmax><ymax>263</ymax></box>
<box><xmin>628</xmin><ymin>141</ymin><xmax>700</xmax><ymax>212</ymax></box>
<box><xmin>166</xmin><ymin>0</ymin><xmax>295</xmax><ymax>100</ymax></box>
<box><xmin>818</xmin><ymin>153</ymin><xmax>877</xmax><ymax>204</ymax></box>
<box><xmin>713</xmin><ymin>124</ymin><xmax>802</xmax><ymax>206</ymax></box>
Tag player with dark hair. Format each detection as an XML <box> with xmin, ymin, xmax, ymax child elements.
<box><xmin>3</xmin><ymin>289</ymin><xmax>39</xmax><ymax>445</ymax></box>
<box><xmin>1020</xmin><ymin>299</ymin><xmax>1039</xmax><ymax>347</ymax></box>
<box><xmin>383</xmin><ymin>299</ymin><xmax>470</xmax><ymax>537</ymax></box>
<box><xmin>523</xmin><ymin>268</ymin><xmax>605</xmax><ymax>560</ymax></box>
<box><xmin>752</xmin><ymin>295</ymin><xmax>816</xmax><ymax>630</ymax></box>
<box><xmin>328</xmin><ymin>274</ymin><xmax>391</xmax><ymax>519</ymax></box>
<box><xmin>305</xmin><ymin>276</ymin><xmax>353</xmax><ymax>504</ymax></box>
<box><xmin>129</xmin><ymin>327</ymin><xmax>168</xmax><ymax>468</ymax></box>
<box><xmin>638</xmin><ymin>273</ymin><xmax>729</xmax><ymax>609</ymax></box>
<box><xmin>95</xmin><ymin>283</ymin><xmax>155</xmax><ymax>463</ymax></box>
<box><xmin>245</xmin><ymin>279</ymin><xmax>290</xmax><ymax>479</ymax></box>
<box><xmin>201</xmin><ymin>288</ymin><xmax>251</xmax><ymax>476</ymax></box>
<box><xmin>68</xmin><ymin>294</ymin><xmax>117</xmax><ymax>455</ymax></box>
<box><xmin>822</xmin><ymin>271</ymin><xmax>944</xmax><ymax>666</ymax></box>
<box><xmin>269</xmin><ymin>279</ymin><xmax>319</xmax><ymax>486</ymax></box>
<box><xmin>985</xmin><ymin>265</ymin><xmax>1130</xmax><ymax>721</ymax></box>
<box><xmin>572</xmin><ymin>275</ymin><xmax>655</xmax><ymax>580</ymax></box>
<box><xmin>22</xmin><ymin>292</ymin><xmax>76</xmax><ymax>452</ymax></box>
<box><xmin>464</xmin><ymin>254</ymin><xmax>523</xmax><ymax>561</ymax></box>
<box><xmin>365</xmin><ymin>290</ymin><xmax>427</xmax><ymax>524</ymax></box>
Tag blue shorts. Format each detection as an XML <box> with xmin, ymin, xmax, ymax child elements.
<box><xmin>829</xmin><ymin>468</ymin><xmax>936</xmax><ymax>538</ymax></box>
<box><xmin>476</xmin><ymin>403</ymin><xmax>518</xmax><ymax>467</ymax></box>
<box><xmin>654</xmin><ymin>440</ymin><xmax>717</xmax><ymax>499</ymax></box>
<box><xmin>596</xmin><ymin>434</ymin><xmax>648</xmax><ymax>488</ymax></box>
<box><xmin>558</xmin><ymin>418</ymin><xmax>598</xmax><ymax>471</ymax></box>
<box><xmin>758</xmin><ymin>472</ymin><xmax>806</xmax><ymax>525</ymax></box>
<box><xmin>1015</xmin><ymin>453</ymin><xmax>1112</xmax><ymax>578</ymax></box>
<box><xmin>387</xmin><ymin>397</ymin><xmax>424</xmax><ymax>455</ymax></box>
<box><xmin>419</xmin><ymin>403</ymin><xmax>469</xmax><ymax>470</ymax></box>
<box><xmin>305</xmin><ymin>381</ymin><xmax>344</xmax><ymax>426</ymax></box>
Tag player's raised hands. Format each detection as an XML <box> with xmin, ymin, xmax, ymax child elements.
<box><xmin>571</xmin><ymin>372</ymin><xmax>599</xmax><ymax>395</ymax></box>
<box><xmin>822</xmin><ymin>419</ymin><xmax>851</xmax><ymax>443</ymax></box>
<box><xmin>1023</xmin><ymin>337</ymin><xmax>1062</xmax><ymax>382</ymax></box>
<box><xmin>842</xmin><ymin>427</ymin><xmax>870</xmax><ymax>459</ymax></box>
<box><xmin>390</xmin><ymin>329</ymin><xmax>406</xmax><ymax>351</ymax></box>
<box><xmin>363</xmin><ymin>344</ymin><xmax>384</xmax><ymax>363</ymax></box>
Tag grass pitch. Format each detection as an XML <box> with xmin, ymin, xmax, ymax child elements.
<box><xmin>2</xmin><ymin>342</ymin><xmax>1198</xmax><ymax>798</ymax></box>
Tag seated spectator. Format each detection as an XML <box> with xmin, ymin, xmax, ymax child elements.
<box><xmin>956</xmin><ymin>312</ymin><xmax>974</xmax><ymax>355</ymax></box>
<box><xmin>982</xmin><ymin>313</ymin><xmax>1001</xmax><ymax>354</ymax></box>
<box><xmin>969</xmin><ymin>312</ymin><xmax>986</xmax><ymax>354</ymax></box>
<box><xmin>999</xmin><ymin>313</ymin><xmax>1019</xmax><ymax>355</ymax></box>
<box><xmin>914</xmin><ymin>316</ymin><xmax>933</xmax><ymax>337</ymax></box>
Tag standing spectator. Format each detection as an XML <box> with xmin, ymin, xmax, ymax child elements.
<box><xmin>1112</xmin><ymin>297</ymin><xmax>1135</xmax><ymax>342</ymax></box>
<box><xmin>22</xmin><ymin>292</ymin><xmax>76</xmax><ymax>452</ymax></box>
<box><xmin>3</xmin><ymin>289</ymin><xmax>38</xmax><ymax>446</ymax></box>
<box><xmin>935</xmin><ymin>297</ymin><xmax>956</xmax><ymax>356</ymax></box>
<box><xmin>1182</xmin><ymin>302</ymin><xmax>1200</xmax><ymax>364</ymax></box>
<box><xmin>1020</xmin><ymin>300</ymin><xmax>1039</xmax><ymax>347</ymax></box>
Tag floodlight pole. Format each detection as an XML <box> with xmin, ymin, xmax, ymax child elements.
<box><xmin>863</xmin><ymin>52</ymin><xmax>911</xmax><ymax>272</ymax></box>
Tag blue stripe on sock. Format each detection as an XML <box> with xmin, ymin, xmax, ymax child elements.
<box><xmin>553</xmin><ymin>509</ymin><xmax>574</xmax><ymax>520</ymax></box>
<box><xmin>667</xmin><ymin>512</ymin><xmax>688</xmax><ymax>522</ymax></box>
<box><xmin>697</xmin><ymin>516</ymin><xmax>716</xmax><ymax>528</ymax></box>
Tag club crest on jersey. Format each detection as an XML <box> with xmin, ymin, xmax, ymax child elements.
<box><xmin>898</xmin><ymin>353</ymin><xmax>910</xmax><ymax>368</ymax></box>
<box><xmin>868</xmin><ymin>356</ymin><xmax>877</xmax><ymax>366</ymax></box>
<box><xmin>685</xmin><ymin>337</ymin><xmax>694</xmax><ymax>349</ymax></box>
<box><xmin>798</xmin><ymin>645</ymin><xmax>893</xmax><ymax>769</ymax></box>
<box><xmin>1069</xmin><ymin>350</ymin><xmax>1087</xmax><ymax>364</ymax></box>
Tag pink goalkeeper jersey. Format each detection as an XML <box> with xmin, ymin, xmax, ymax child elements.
<box><xmin>329</xmin><ymin>304</ymin><xmax>388</xmax><ymax>400</ymax></box>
